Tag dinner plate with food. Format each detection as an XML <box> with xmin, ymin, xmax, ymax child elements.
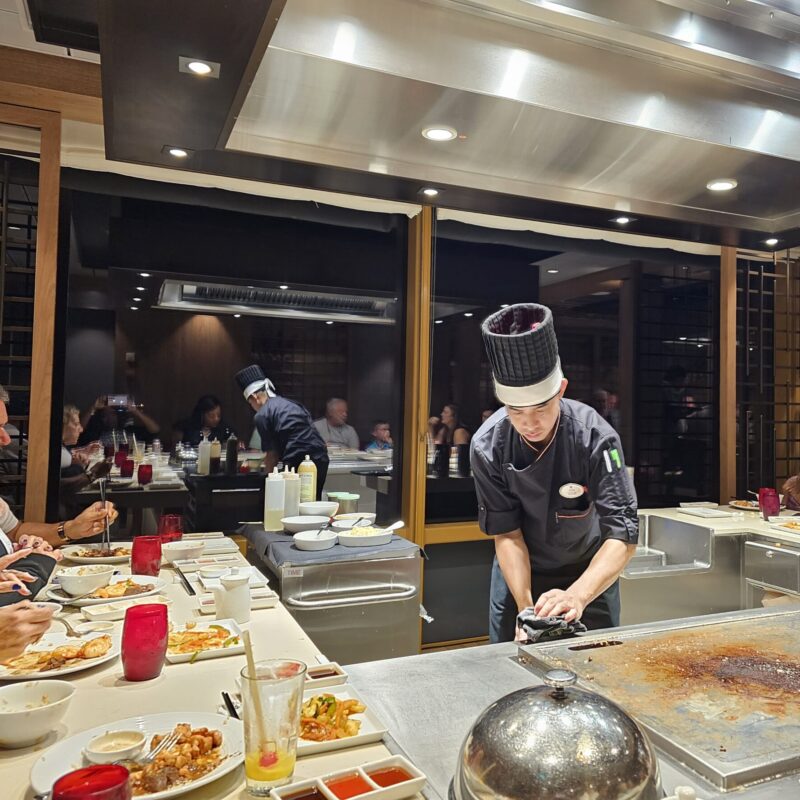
<box><xmin>770</xmin><ymin>519</ymin><xmax>800</xmax><ymax>534</ymax></box>
<box><xmin>46</xmin><ymin>574</ymin><xmax>166</xmax><ymax>607</ymax></box>
<box><xmin>729</xmin><ymin>499</ymin><xmax>761</xmax><ymax>512</ymax></box>
<box><xmin>0</xmin><ymin>631</ymin><xmax>120</xmax><ymax>680</ymax></box>
<box><xmin>166</xmin><ymin>619</ymin><xmax>244</xmax><ymax>664</ymax></box>
<box><xmin>297</xmin><ymin>685</ymin><xmax>387</xmax><ymax>756</ymax></box>
<box><xmin>61</xmin><ymin>542</ymin><xmax>133</xmax><ymax>564</ymax></box>
<box><xmin>30</xmin><ymin>712</ymin><xmax>243</xmax><ymax>800</ymax></box>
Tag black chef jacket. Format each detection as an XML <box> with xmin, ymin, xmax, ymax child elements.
<box><xmin>471</xmin><ymin>399</ymin><xmax>638</xmax><ymax>571</ymax></box>
<box><xmin>254</xmin><ymin>396</ymin><xmax>328</xmax><ymax>467</ymax></box>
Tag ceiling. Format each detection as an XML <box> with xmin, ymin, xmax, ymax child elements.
<box><xmin>19</xmin><ymin>0</ymin><xmax>800</xmax><ymax>248</ymax></box>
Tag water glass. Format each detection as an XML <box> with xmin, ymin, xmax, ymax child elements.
<box><xmin>120</xmin><ymin>459</ymin><xmax>135</xmax><ymax>478</ymax></box>
<box><xmin>137</xmin><ymin>464</ymin><xmax>153</xmax><ymax>486</ymax></box>
<box><xmin>131</xmin><ymin>535</ymin><xmax>161</xmax><ymax>577</ymax></box>
<box><xmin>121</xmin><ymin>604</ymin><xmax>168</xmax><ymax>682</ymax></box>
<box><xmin>52</xmin><ymin>765</ymin><xmax>131</xmax><ymax>799</ymax></box>
<box><xmin>241</xmin><ymin>659</ymin><xmax>307</xmax><ymax>794</ymax></box>
<box><xmin>158</xmin><ymin>514</ymin><xmax>184</xmax><ymax>543</ymax></box>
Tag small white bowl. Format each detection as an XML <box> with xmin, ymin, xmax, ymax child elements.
<box><xmin>331</xmin><ymin>519</ymin><xmax>379</xmax><ymax>532</ymax></box>
<box><xmin>299</xmin><ymin>501</ymin><xmax>339</xmax><ymax>517</ymax></box>
<box><xmin>57</xmin><ymin>566</ymin><xmax>115</xmax><ymax>597</ymax></box>
<box><xmin>337</xmin><ymin>527</ymin><xmax>393</xmax><ymax>547</ymax></box>
<box><xmin>281</xmin><ymin>515</ymin><xmax>330</xmax><ymax>534</ymax></box>
<box><xmin>84</xmin><ymin>729</ymin><xmax>146</xmax><ymax>764</ymax></box>
<box><xmin>334</xmin><ymin>512</ymin><xmax>377</xmax><ymax>524</ymax></box>
<box><xmin>198</xmin><ymin>564</ymin><xmax>230</xmax><ymax>579</ymax></box>
<box><xmin>160</xmin><ymin>540</ymin><xmax>205</xmax><ymax>564</ymax></box>
<box><xmin>294</xmin><ymin>530</ymin><xmax>338</xmax><ymax>551</ymax></box>
<box><xmin>0</xmin><ymin>680</ymin><xmax>75</xmax><ymax>749</ymax></box>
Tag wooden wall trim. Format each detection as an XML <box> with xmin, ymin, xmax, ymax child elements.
<box><xmin>424</xmin><ymin>521</ymin><xmax>486</xmax><ymax>545</ymax></box>
<box><xmin>401</xmin><ymin>208</ymin><xmax>433</xmax><ymax>546</ymax></box>
<box><xmin>719</xmin><ymin>246</ymin><xmax>737</xmax><ymax>503</ymax></box>
<box><xmin>0</xmin><ymin>103</ymin><xmax>62</xmax><ymax>519</ymax></box>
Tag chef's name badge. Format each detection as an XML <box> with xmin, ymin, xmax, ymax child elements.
<box><xmin>559</xmin><ymin>482</ymin><xmax>585</xmax><ymax>499</ymax></box>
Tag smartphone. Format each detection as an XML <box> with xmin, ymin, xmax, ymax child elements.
<box><xmin>107</xmin><ymin>394</ymin><xmax>130</xmax><ymax>407</ymax></box>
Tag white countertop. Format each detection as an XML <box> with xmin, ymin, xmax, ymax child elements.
<box><xmin>2</xmin><ymin>559</ymin><xmax>401</xmax><ymax>800</ymax></box>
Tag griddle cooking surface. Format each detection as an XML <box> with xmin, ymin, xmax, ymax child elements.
<box><xmin>519</xmin><ymin>610</ymin><xmax>800</xmax><ymax>790</ymax></box>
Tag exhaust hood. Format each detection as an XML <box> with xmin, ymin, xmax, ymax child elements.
<box><xmin>156</xmin><ymin>279</ymin><xmax>396</xmax><ymax>325</ymax></box>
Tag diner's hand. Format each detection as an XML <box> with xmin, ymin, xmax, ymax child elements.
<box><xmin>65</xmin><ymin>501</ymin><xmax>119</xmax><ymax>540</ymax></box>
<box><xmin>17</xmin><ymin>536</ymin><xmax>62</xmax><ymax>562</ymax></box>
<box><xmin>88</xmin><ymin>459</ymin><xmax>112</xmax><ymax>481</ymax></box>
<box><xmin>428</xmin><ymin>416</ymin><xmax>441</xmax><ymax>428</ymax></box>
<box><xmin>533</xmin><ymin>588</ymin><xmax>587</xmax><ymax>623</ymax></box>
<box><xmin>0</xmin><ymin>602</ymin><xmax>54</xmax><ymax>662</ymax></box>
<box><xmin>0</xmin><ymin>550</ymin><xmax>36</xmax><ymax>595</ymax></box>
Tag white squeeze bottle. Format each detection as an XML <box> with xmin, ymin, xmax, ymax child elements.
<box><xmin>264</xmin><ymin>467</ymin><xmax>285</xmax><ymax>531</ymax></box>
<box><xmin>298</xmin><ymin>455</ymin><xmax>317</xmax><ymax>502</ymax></box>
<box><xmin>197</xmin><ymin>433</ymin><xmax>211</xmax><ymax>476</ymax></box>
<box><xmin>283</xmin><ymin>467</ymin><xmax>300</xmax><ymax>518</ymax></box>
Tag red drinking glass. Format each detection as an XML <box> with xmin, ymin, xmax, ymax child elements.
<box><xmin>52</xmin><ymin>765</ymin><xmax>131</xmax><ymax>800</ymax></box>
<box><xmin>114</xmin><ymin>451</ymin><xmax>127</xmax><ymax>469</ymax></box>
<box><xmin>120</xmin><ymin>459</ymin><xmax>134</xmax><ymax>478</ymax></box>
<box><xmin>131</xmin><ymin>535</ymin><xmax>161</xmax><ymax>577</ymax></box>
<box><xmin>137</xmin><ymin>464</ymin><xmax>153</xmax><ymax>486</ymax></box>
<box><xmin>157</xmin><ymin>514</ymin><xmax>183</xmax><ymax>543</ymax></box>
<box><xmin>758</xmin><ymin>487</ymin><xmax>780</xmax><ymax>520</ymax></box>
<box><xmin>117</xmin><ymin>442</ymin><xmax>129</xmax><ymax>455</ymax></box>
<box><xmin>121</xmin><ymin>603</ymin><xmax>168</xmax><ymax>682</ymax></box>
<box><xmin>104</xmin><ymin>443</ymin><xmax>115</xmax><ymax>460</ymax></box>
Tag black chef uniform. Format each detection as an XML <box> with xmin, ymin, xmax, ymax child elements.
<box><xmin>472</xmin><ymin>303</ymin><xmax>638</xmax><ymax>643</ymax></box>
<box><xmin>235</xmin><ymin>366</ymin><xmax>329</xmax><ymax>499</ymax></box>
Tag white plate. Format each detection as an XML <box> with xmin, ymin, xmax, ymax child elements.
<box><xmin>298</xmin><ymin>685</ymin><xmax>387</xmax><ymax>756</ymax></box>
<box><xmin>81</xmin><ymin>594</ymin><xmax>172</xmax><ymax>621</ymax></box>
<box><xmin>61</xmin><ymin>543</ymin><xmax>133</xmax><ymax>565</ymax></box>
<box><xmin>197</xmin><ymin>566</ymin><xmax>266</xmax><ymax>591</ymax></box>
<box><xmin>770</xmin><ymin>522</ymin><xmax>800</xmax><ymax>534</ymax></box>
<box><xmin>183</xmin><ymin>531</ymin><xmax>225</xmax><ymax>540</ymax></box>
<box><xmin>199</xmin><ymin>539</ymin><xmax>239</xmax><ymax>555</ymax></box>
<box><xmin>30</xmin><ymin>711</ymin><xmax>243</xmax><ymax>800</ymax></box>
<box><xmin>0</xmin><ymin>631</ymin><xmax>120</xmax><ymax>681</ymax></box>
<box><xmin>173</xmin><ymin>554</ymin><xmax>244</xmax><ymax>573</ymax></box>
<box><xmin>358</xmin><ymin>451</ymin><xmax>392</xmax><ymax>461</ymax></box>
<box><xmin>45</xmin><ymin>575</ymin><xmax>166</xmax><ymax>607</ymax></box>
<box><xmin>166</xmin><ymin>619</ymin><xmax>244</xmax><ymax>663</ymax></box>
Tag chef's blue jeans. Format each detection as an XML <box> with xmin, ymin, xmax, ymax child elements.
<box><xmin>489</xmin><ymin>557</ymin><xmax>621</xmax><ymax>643</ymax></box>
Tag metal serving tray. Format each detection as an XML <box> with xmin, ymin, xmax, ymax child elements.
<box><xmin>517</xmin><ymin>608</ymin><xmax>800</xmax><ymax>791</ymax></box>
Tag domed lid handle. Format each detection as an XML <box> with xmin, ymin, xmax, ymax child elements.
<box><xmin>543</xmin><ymin>669</ymin><xmax>577</xmax><ymax>699</ymax></box>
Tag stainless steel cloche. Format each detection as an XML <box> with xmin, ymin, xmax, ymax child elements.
<box><xmin>450</xmin><ymin>669</ymin><xmax>662</xmax><ymax>800</ymax></box>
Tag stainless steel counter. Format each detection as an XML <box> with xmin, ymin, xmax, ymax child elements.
<box><xmin>348</xmin><ymin>631</ymin><xmax>800</xmax><ymax>799</ymax></box>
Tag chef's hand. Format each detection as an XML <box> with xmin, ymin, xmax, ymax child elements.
<box><xmin>514</xmin><ymin>625</ymin><xmax>529</xmax><ymax>643</ymax></box>
<box><xmin>534</xmin><ymin>588</ymin><xmax>586</xmax><ymax>623</ymax></box>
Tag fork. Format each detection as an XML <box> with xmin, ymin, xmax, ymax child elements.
<box><xmin>118</xmin><ymin>729</ymin><xmax>181</xmax><ymax>768</ymax></box>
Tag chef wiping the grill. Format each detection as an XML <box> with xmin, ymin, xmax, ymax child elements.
<box><xmin>471</xmin><ymin>303</ymin><xmax>638</xmax><ymax>643</ymax></box>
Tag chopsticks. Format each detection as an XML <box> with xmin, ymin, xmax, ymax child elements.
<box><xmin>242</xmin><ymin>630</ymin><xmax>268</xmax><ymax>751</ymax></box>
<box><xmin>177</xmin><ymin>569</ymin><xmax>196</xmax><ymax>596</ymax></box>
<box><xmin>98</xmin><ymin>477</ymin><xmax>111</xmax><ymax>554</ymax></box>
<box><xmin>221</xmin><ymin>691</ymin><xmax>240</xmax><ymax>720</ymax></box>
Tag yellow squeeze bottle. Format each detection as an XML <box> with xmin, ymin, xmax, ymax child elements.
<box><xmin>298</xmin><ymin>455</ymin><xmax>317</xmax><ymax>503</ymax></box>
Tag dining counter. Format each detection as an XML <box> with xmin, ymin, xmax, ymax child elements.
<box><xmin>2</xmin><ymin>557</ymin><xmax>407</xmax><ymax>800</ymax></box>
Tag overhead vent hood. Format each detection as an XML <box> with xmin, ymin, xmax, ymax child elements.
<box><xmin>156</xmin><ymin>279</ymin><xmax>396</xmax><ymax>325</ymax></box>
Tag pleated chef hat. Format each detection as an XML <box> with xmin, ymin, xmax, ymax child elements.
<box><xmin>481</xmin><ymin>303</ymin><xmax>565</xmax><ymax>407</ymax></box>
<box><xmin>235</xmin><ymin>364</ymin><xmax>277</xmax><ymax>400</ymax></box>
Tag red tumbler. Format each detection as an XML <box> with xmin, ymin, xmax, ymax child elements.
<box><xmin>758</xmin><ymin>487</ymin><xmax>780</xmax><ymax>521</ymax></box>
<box><xmin>121</xmin><ymin>603</ymin><xmax>168</xmax><ymax>682</ymax></box>
<box><xmin>52</xmin><ymin>765</ymin><xmax>131</xmax><ymax>800</ymax></box>
<box><xmin>157</xmin><ymin>514</ymin><xmax>183</xmax><ymax>543</ymax></box>
<box><xmin>120</xmin><ymin>459</ymin><xmax>134</xmax><ymax>478</ymax></box>
<box><xmin>137</xmin><ymin>464</ymin><xmax>153</xmax><ymax>486</ymax></box>
<box><xmin>131</xmin><ymin>536</ymin><xmax>161</xmax><ymax>577</ymax></box>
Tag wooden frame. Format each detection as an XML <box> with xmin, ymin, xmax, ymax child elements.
<box><xmin>0</xmin><ymin>103</ymin><xmax>61</xmax><ymax>520</ymax></box>
<box><xmin>401</xmin><ymin>208</ymin><xmax>433</xmax><ymax>546</ymax></box>
<box><xmin>719</xmin><ymin>246</ymin><xmax>737</xmax><ymax>503</ymax></box>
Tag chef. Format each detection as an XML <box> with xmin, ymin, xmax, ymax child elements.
<box><xmin>471</xmin><ymin>304</ymin><xmax>638</xmax><ymax>643</ymax></box>
<box><xmin>234</xmin><ymin>365</ymin><xmax>329</xmax><ymax>499</ymax></box>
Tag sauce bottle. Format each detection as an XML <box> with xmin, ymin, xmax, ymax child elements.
<box><xmin>197</xmin><ymin>433</ymin><xmax>211</xmax><ymax>476</ymax></box>
<box><xmin>264</xmin><ymin>467</ymin><xmax>285</xmax><ymax>531</ymax></box>
<box><xmin>225</xmin><ymin>434</ymin><xmax>239</xmax><ymax>475</ymax></box>
<box><xmin>298</xmin><ymin>455</ymin><xmax>317</xmax><ymax>502</ymax></box>
<box><xmin>209</xmin><ymin>438</ymin><xmax>222</xmax><ymax>474</ymax></box>
<box><xmin>283</xmin><ymin>467</ymin><xmax>300</xmax><ymax>518</ymax></box>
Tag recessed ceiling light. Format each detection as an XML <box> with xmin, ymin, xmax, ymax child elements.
<box><xmin>130</xmin><ymin>306</ymin><xmax>138</xmax><ymax>311</ymax></box>
<box><xmin>325</xmin><ymin>320</ymin><xmax>334</xmax><ymax>325</ymax></box>
<box><xmin>500</xmin><ymin>304</ymin><xmax>509</xmax><ymax>308</ymax></box>
<box><xmin>679</xmin><ymin>336</ymin><xmax>687</xmax><ymax>341</ymax></box>
<box><xmin>706</xmin><ymin>178</ymin><xmax>738</xmax><ymax>191</ymax></box>
<box><xmin>8</xmin><ymin>225</ymin><xmax>20</xmax><ymax>231</ymax></box>
<box><xmin>421</xmin><ymin>187</ymin><xmax>439</xmax><ymax>197</ymax></box>
<box><xmin>613</xmin><ymin>216</ymin><xmax>631</xmax><ymax>224</ymax></box>
<box><xmin>279</xmin><ymin>285</ymin><xmax>289</xmax><ymax>290</ymax></box>
<box><xmin>464</xmin><ymin>312</ymin><xmax>474</xmax><ymax>317</ymax></box>
<box><xmin>546</xmin><ymin>268</ymin><xmax>559</xmax><ymax>274</ymax></box>
<box><xmin>187</xmin><ymin>60</ymin><xmax>212</xmax><ymax>75</ymax></box>
<box><xmin>764</xmin><ymin>237</ymin><xmax>779</xmax><ymax>246</ymax></box>
<box><xmin>592</xmin><ymin>291</ymin><xmax>611</xmax><ymax>296</ymax></box>
<box><xmin>422</xmin><ymin>126</ymin><xmax>458</xmax><ymax>141</ymax></box>
<box><xmin>233</xmin><ymin>314</ymin><xmax>241</xmax><ymax>318</ymax></box>
<box><xmin>140</xmin><ymin>273</ymin><xmax>150</xmax><ymax>278</ymax></box>
<box><xmin>133</xmin><ymin>297</ymin><xmax>142</xmax><ymax>302</ymax></box>
<box><xmin>435</xmin><ymin>320</ymin><xmax>443</xmax><ymax>325</ymax></box>
<box><xmin>136</xmin><ymin>286</ymin><xmax>146</xmax><ymax>292</ymax></box>
<box><xmin>168</xmin><ymin>147</ymin><xmax>189</xmax><ymax>158</ymax></box>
